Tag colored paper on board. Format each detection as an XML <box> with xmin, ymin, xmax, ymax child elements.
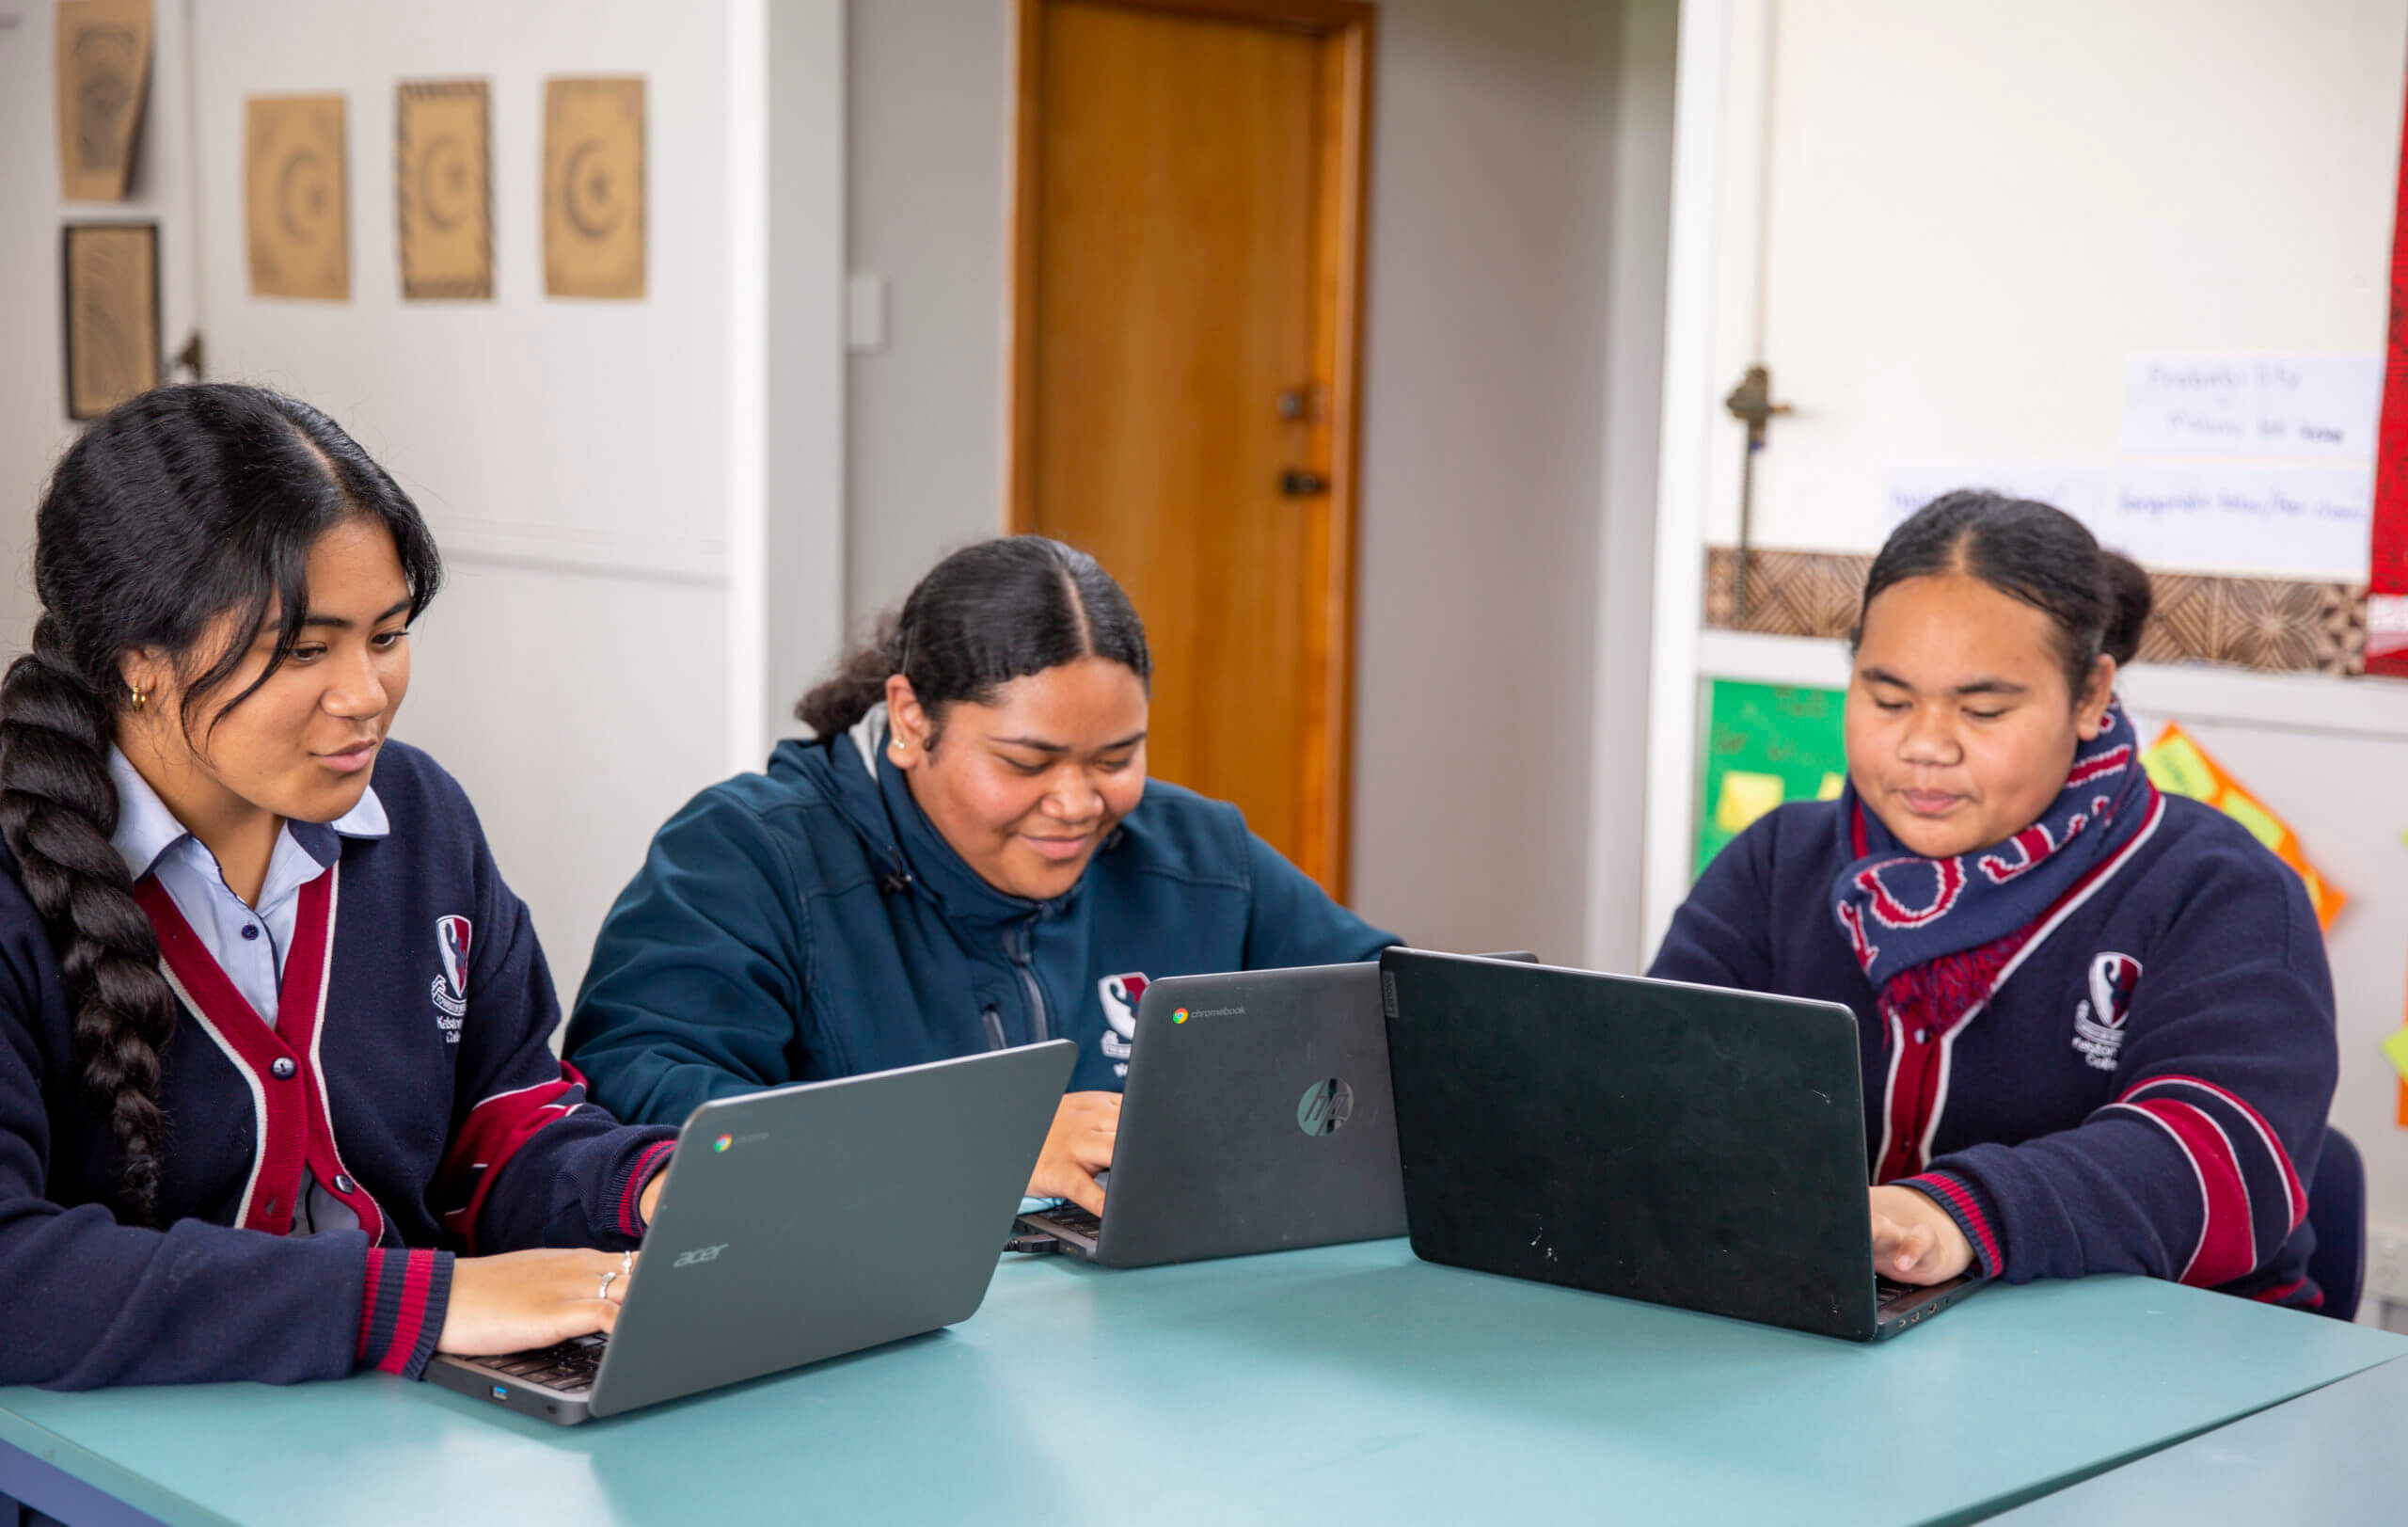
<box><xmin>2139</xmin><ymin>723</ymin><xmax>2346</xmax><ymax>931</ymax></box>
<box><xmin>2381</xmin><ymin>1027</ymin><xmax>2408</xmax><ymax>1087</ymax></box>
<box><xmin>1693</xmin><ymin>680</ymin><xmax>1847</xmax><ymax>879</ymax></box>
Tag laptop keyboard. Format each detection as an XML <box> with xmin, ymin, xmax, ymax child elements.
<box><xmin>472</xmin><ymin>1333</ymin><xmax>608</xmax><ymax>1394</ymax></box>
<box><xmin>1875</xmin><ymin>1277</ymin><xmax>1921</xmax><ymax>1311</ymax></box>
<box><xmin>1038</xmin><ymin>1204</ymin><xmax>1103</xmax><ymax>1236</ymax></box>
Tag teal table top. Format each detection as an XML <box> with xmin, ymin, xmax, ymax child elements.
<box><xmin>1991</xmin><ymin>1349</ymin><xmax>2408</xmax><ymax>1525</ymax></box>
<box><xmin>4</xmin><ymin>1239</ymin><xmax>2401</xmax><ymax>1527</ymax></box>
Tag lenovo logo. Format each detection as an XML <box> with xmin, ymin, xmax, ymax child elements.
<box><xmin>671</xmin><ymin>1244</ymin><xmax>729</xmax><ymax>1268</ymax></box>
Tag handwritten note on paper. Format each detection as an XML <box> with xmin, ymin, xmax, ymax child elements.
<box><xmin>2121</xmin><ymin>354</ymin><xmax>2382</xmax><ymax>458</ymax></box>
<box><xmin>2105</xmin><ymin>464</ymin><xmax>2373</xmax><ymax>580</ymax></box>
<box><xmin>1880</xmin><ymin>461</ymin><xmax>2114</xmax><ymax>531</ymax></box>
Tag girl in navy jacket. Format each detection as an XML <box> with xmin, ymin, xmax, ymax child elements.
<box><xmin>566</xmin><ymin>537</ymin><xmax>1398</xmax><ymax>1215</ymax></box>
<box><xmin>1651</xmin><ymin>491</ymin><xmax>2337</xmax><ymax>1306</ymax></box>
<box><xmin>0</xmin><ymin>386</ymin><xmax>676</xmax><ymax>1389</ymax></box>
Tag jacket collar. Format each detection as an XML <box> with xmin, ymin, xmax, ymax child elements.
<box><xmin>811</xmin><ymin>702</ymin><xmax>1083</xmax><ymax>929</ymax></box>
<box><xmin>106</xmin><ymin>744</ymin><xmax>390</xmax><ymax>883</ymax></box>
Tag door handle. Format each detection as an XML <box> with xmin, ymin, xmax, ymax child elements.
<box><xmin>1279</xmin><ymin>469</ymin><xmax>1329</xmax><ymax>497</ymax></box>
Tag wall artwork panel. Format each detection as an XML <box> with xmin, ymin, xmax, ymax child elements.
<box><xmin>61</xmin><ymin>221</ymin><xmax>161</xmax><ymax>420</ymax></box>
<box><xmin>543</xmin><ymin>76</ymin><xmax>646</xmax><ymax>299</ymax></box>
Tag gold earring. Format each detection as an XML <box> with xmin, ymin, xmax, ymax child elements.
<box><xmin>128</xmin><ymin>686</ymin><xmax>146</xmax><ymax>712</ymax></box>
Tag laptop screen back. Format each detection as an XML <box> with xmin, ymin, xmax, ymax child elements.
<box><xmin>1380</xmin><ymin>950</ymin><xmax>1883</xmax><ymax>1340</ymax></box>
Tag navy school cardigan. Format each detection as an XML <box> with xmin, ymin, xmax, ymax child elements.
<box><xmin>1649</xmin><ymin>793</ymin><xmax>2338</xmax><ymax>1306</ymax></box>
<box><xmin>0</xmin><ymin>741</ymin><xmax>676</xmax><ymax>1388</ymax></box>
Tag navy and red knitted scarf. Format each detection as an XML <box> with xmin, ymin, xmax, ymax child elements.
<box><xmin>1831</xmin><ymin>700</ymin><xmax>2155</xmax><ymax>1032</ymax></box>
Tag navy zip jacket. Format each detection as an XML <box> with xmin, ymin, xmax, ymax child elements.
<box><xmin>565</xmin><ymin>711</ymin><xmax>1401</xmax><ymax>1123</ymax></box>
<box><xmin>0</xmin><ymin>742</ymin><xmax>676</xmax><ymax>1389</ymax></box>
<box><xmin>1649</xmin><ymin>792</ymin><xmax>2337</xmax><ymax>1307</ymax></box>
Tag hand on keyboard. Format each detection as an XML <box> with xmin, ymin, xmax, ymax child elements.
<box><xmin>1027</xmin><ymin>1090</ymin><xmax>1120</xmax><ymax>1216</ymax></box>
<box><xmin>438</xmin><ymin>1248</ymin><xmax>637</xmax><ymax>1359</ymax></box>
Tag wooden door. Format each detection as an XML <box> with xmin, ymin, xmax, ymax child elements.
<box><xmin>1010</xmin><ymin>0</ymin><xmax>1372</xmax><ymax>899</ymax></box>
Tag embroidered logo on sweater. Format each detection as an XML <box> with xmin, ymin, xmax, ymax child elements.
<box><xmin>1098</xmin><ymin>973</ymin><xmax>1148</xmax><ymax>1078</ymax></box>
<box><xmin>2070</xmin><ymin>951</ymin><xmax>2141</xmax><ymax>1071</ymax></box>
<box><xmin>431</xmin><ymin>915</ymin><xmax>472</xmax><ymax>1037</ymax></box>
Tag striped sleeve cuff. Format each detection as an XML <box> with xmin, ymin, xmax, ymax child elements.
<box><xmin>357</xmin><ymin>1247</ymin><xmax>455</xmax><ymax>1379</ymax></box>
<box><xmin>613</xmin><ymin>1138</ymin><xmax>678</xmax><ymax>1238</ymax></box>
<box><xmin>1897</xmin><ymin>1170</ymin><xmax>2004</xmax><ymax>1280</ymax></box>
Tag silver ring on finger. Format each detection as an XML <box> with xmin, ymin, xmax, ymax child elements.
<box><xmin>621</xmin><ymin>1249</ymin><xmax>635</xmax><ymax>1277</ymax></box>
<box><xmin>598</xmin><ymin>1268</ymin><xmax>621</xmax><ymax>1301</ymax></box>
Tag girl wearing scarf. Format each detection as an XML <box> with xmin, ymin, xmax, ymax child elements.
<box><xmin>1650</xmin><ymin>491</ymin><xmax>2337</xmax><ymax>1308</ymax></box>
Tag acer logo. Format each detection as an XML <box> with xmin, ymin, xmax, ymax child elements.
<box><xmin>671</xmin><ymin>1244</ymin><xmax>729</xmax><ymax>1268</ymax></box>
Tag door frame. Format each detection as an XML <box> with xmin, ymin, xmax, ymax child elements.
<box><xmin>1004</xmin><ymin>0</ymin><xmax>1376</xmax><ymax>900</ymax></box>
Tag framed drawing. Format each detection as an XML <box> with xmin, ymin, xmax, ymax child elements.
<box><xmin>55</xmin><ymin>0</ymin><xmax>152</xmax><ymax>200</ymax></box>
<box><xmin>543</xmin><ymin>76</ymin><xmax>645</xmax><ymax>299</ymax></box>
<box><xmin>246</xmin><ymin>93</ymin><xmax>350</xmax><ymax>301</ymax></box>
<box><xmin>397</xmin><ymin>80</ymin><xmax>493</xmax><ymax>300</ymax></box>
<box><xmin>61</xmin><ymin>221</ymin><xmax>161</xmax><ymax>421</ymax></box>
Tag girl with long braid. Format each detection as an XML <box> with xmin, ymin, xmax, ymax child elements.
<box><xmin>0</xmin><ymin>384</ymin><xmax>677</xmax><ymax>1388</ymax></box>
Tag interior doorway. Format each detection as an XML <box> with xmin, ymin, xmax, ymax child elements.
<box><xmin>1007</xmin><ymin>0</ymin><xmax>1373</xmax><ymax>898</ymax></box>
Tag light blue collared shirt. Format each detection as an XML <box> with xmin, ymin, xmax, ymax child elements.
<box><xmin>107</xmin><ymin>747</ymin><xmax>388</xmax><ymax>1028</ymax></box>
<box><xmin>108</xmin><ymin>748</ymin><xmax>390</xmax><ymax>1236</ymax></box>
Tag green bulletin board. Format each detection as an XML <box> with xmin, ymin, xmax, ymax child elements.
<box><xmin>1693</xmin><ymin>679</ymin><xmax>1849</xmax><ymax>879</ymax></box>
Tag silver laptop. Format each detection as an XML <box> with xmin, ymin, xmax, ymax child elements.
<box><xmin>1013</xmin><ymin>955</ymin><xmax>1533</xmax><ymax>1268</ymax></box>
<box><xmin>429</xmin><ymin>1040</ymin><xmax>1075</xmax><ymax>1423</ymax></box>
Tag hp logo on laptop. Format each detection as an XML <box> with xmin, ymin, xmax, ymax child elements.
<box><xmin>1296</xmin><ymin>1077</ymin><xmax>1354</xmax><ymax>1137</ymax></box>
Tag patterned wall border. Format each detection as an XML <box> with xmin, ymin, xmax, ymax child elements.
<box><xmin>1704</xmin><ymin>547</ymin><xmax>2367</xmax><ymax>676</ymax></box>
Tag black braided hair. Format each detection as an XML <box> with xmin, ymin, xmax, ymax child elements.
<box><xmin>0</xmin><ymin>384</ymin><xmax>441</xmax><ymax>1220</ymax></box>
<box><xmin>1855</xmin><ymin>489</ymin><xmax>2154</xmax><ymax>705</ymax></box>
<box><xmin>795</xmin><ymin>536</ymin><xmax>1149</xmax><ymax>744</ymax></box>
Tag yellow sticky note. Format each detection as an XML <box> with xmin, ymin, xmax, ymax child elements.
<box><xmin>1715</xmin><ymin>771</ymin><xmax>1785</xmax><ymax>835</ymax></box>
<box><xmin>2220</xmin><ymin>792</ymin><xmax>2288</xmax><ymax>852</ymax></box>
<box><xmin>1816</xmin><ymin>771</ymin><xmax>1846</xmax><ymax>801</ymax></box>
<box><xmin>2382</xmin><ymin>1028</ymin><xmax>2408</xmax><ymax>1085</ymax></box>
<box><xmin>2143</xmin><ymin>735</ymin><xmax>2216</xmax><ymax>799</ymax></box>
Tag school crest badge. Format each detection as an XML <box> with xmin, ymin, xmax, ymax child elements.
<box><xmin>1097</xmin><ymin>972</ymin><xmax>1148</xmax><ymax>1077</ymax></box>
<box><xmin>431</xmin><ymin>915</ymin><xmax>472</xmax><ymax>1037</ymax></box>
<box><xmin>2069</xmin><ymin>951</ymin><xmax>2140</xmax><ymax>1072</ymax></box>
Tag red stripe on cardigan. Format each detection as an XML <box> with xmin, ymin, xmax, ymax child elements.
<box><xmin>619</xmin><ymin>1139</ymin><xmax>677</xmax><ymax>1236</ymax></box>
<box><xmin>383</xmin><ymin>1252</ymin><xmax>437</xmax><ymax>1375</ymax></box>
<box><xmin>357</xmin><ymin>1248</ymin><xmax>386</xmax><ymax>1365</ymax></box>
<box><xmin>436</xmin><ymin>1067</ymin><xmax>589</xmax><ymax>1252</ymax></box>
<box><xmin>2122</xmin><ymin>1074</ymin><xmax>2305</xmax><ymax>1233</ymax></box>
<box><xmin>135</xmin><ymin>870</ymin><xmax>388</xmax><ymax>1241</ymax></box>
<box><xmin>135</xmin><ymin>877</ymin><xmax>312</xmax><ymax>1233</ymax></box>
<box><xmin>2122</xmin><ymin>1097</ymin><xmax>2257</xmax><ymax>1287</ymax></box>
<box><xmin>1902</xmin><ymin>1170</ymin><xmax>2002</xmax><ymax>1276</ymax></box>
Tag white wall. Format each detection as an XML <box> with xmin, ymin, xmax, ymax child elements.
<box><xmin>0</xmin><ymin>2</ymin><xmax>842</xmax><ymax>1005</ymax></box>
<box><xmin>1700</xmin><ymin>0</ymin><xmax>2408</xmax><ymax>560</ymax></box>
<box><xmin>0</xmin><ymin>0</ymin><xmax>201</xmax><ymax>648</ymax></box>
<box><xmin>843</xmin><ymin>0</ymin><xmax>1012</xmax><ymax>630</ymax></box>
<box><xmin>1346</xmin><ymin>0</ymin><xmax>1621</xmax><ymax>962</ymax></box>
<box><xmin>846</xmin><ymin>0</ymin><xmax>1674</xmax><ymax>964</ymax></box>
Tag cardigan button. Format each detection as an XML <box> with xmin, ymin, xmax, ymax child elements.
<box><xmin>271</xmin><ymin>1058</ymin><xmax>297</xmax><ymax>1080</ymax></box>
<box><xmin>333</xmin><ymin>1174</ymin><xmax>356</xmax><ymax>1195</ymax></box>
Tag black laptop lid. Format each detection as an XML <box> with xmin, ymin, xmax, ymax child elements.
<box><xmin>1099</xmin><ymin>962</ymin><xmax>1408</xmax><ymax>1266</ymax></box>
<box><xmin>1380</xmin><ymin>949</ymin><xmax>1882</xmax><ymax>1340</ymax></box>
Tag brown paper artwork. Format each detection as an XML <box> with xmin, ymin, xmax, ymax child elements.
<box><xmin>246</xmin><ymin>94</ymin><xmax>350</xmax><ymax>301</ymax></box>
<box><xmin>63</xmin><ymin>222</ymin><xmax>160</xmax><ymax>420</ymax></box>
<box><xmin>397</xmin><ymin>81</ymin><xmax>494</xmax><ymax>300</ymax></box>
<box><xmin>543</xmin><ymin>77</ymin><xmax>646</xmax><ymax>299</ymax></box>
<box><xmin>55</xmin><ymin>0</ymin><xmax>154</xmax><ymax>200</ymax></box>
